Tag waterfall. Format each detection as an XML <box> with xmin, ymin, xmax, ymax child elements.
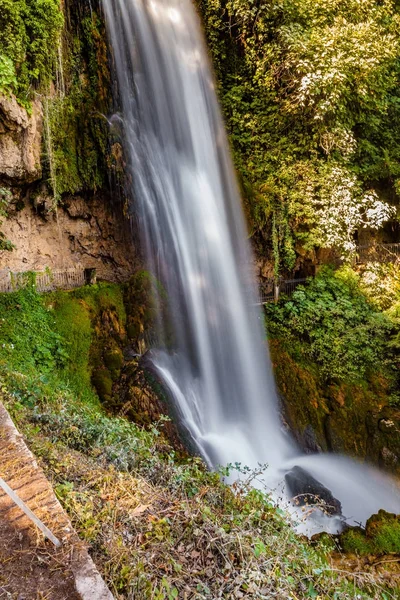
<box><xmin>103</xmin><ymin>0</ymin><xmax>400</xmax><ymax>531</ymax></box>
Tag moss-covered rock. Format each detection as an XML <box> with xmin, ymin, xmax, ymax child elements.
<box><xmin>104</xmin><ymin>345</ymin><xmax>123</xmax><ymax>380</ymax></box>
<box><xmin>340</xmin><ymin>527</ymin><xmax>374</xmax><ymax>556</ymax></box>
<box><xmin>113</xmin><ymin>358</ymin><xmax>187</xmax><ymax>455</ymax></box>
<box><xmin>270</xmin><ymin>339</ymin><xmax>329</xmax><ymax>453</ymax></box>
<box><xmin>92</xmin><ymin>367</ymin><xmax>113</xmax><ymax>403</ymax></box>
<box><xmin>46</xmin><ymin>283</ymin><xmax>126</xmax><ymax>405</ymax></box>
<box><xmin>270</xmin><ymin>339</ymin><xmax>400</xmax><ymax>475</ymax></box>
<box><xmin>124</xmin><ymin>270</ymin><xmax>159</xmax><ymax>349</ymax></box>
<box><xmin>340</xmin><ymin>510</ymin><xmax>400</xmax><ymax>556</ymax></box>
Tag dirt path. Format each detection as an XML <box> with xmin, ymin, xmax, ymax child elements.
<box><xmin>0</xmin><ymin>402</ymin><xmax>114</xmax><ymax>600</ymax></box>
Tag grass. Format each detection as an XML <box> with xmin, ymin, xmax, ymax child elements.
<box><xmin>0</xmin><ymin>286</ymin><xmax>399</xmax><ymax>598</ymax></box>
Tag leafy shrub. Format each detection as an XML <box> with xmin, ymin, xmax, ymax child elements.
<box><xmin>0</xmin><ymin>55</ymin><xmax>17</xmax><ymax>94</ymax></box>
<box><xmin>0</xmin><ymin>286</ymin><xmax>68</xmax><ymax>374</ymax></box>
<box><xmin>265</xmin><ymin>267</ymin><xmax>395</xmax><ymax>381</ymax></box>
<box><xmin>359</xmin><ymin>263</ymin><xmax>400</xmax><ymax>311</ymax></box>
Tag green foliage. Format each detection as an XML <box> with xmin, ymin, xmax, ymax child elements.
<box><xmin>265</xmin><ymin>267</ymin><xmax>395</xmax><ymax>381</ymax></box>
<box><xmin>0</xmin><ymin>283</ymin><xmax>396</xmax><ymax>598</ymax></box>
<box><xmin>359</xmin><ymin>262</ymin><xmax>400</xmax><ymax>311</ymax></box>
<box><xmin>0</xmin><ymin>0</ymin><xmax>63</xmax><ymax>103</ymax></box>
<box><xmin>0</xmin><ymin>371</ymin><xmax>388</xmax><ymax>599</ymax></box>
<box><xmin>0</xmin><ymin>282</ymin><xmax>125</xmax><ymax>407</ymax></box>
<box><xmin>42</xmin><ymin>7</ymin><xmax>111</xmax><ymax>199</ymax></box>
<box><xmin>0</xmin><ymin>286</ymin><xmax>68</xmax><ymax>374</ymax></box>
<box><xmin>0</xmin><ymin>55</ymin><xmax>17</xmax><ymax>94</ymax></box>
<box><xmin>198</xmin><ymin>0</ymin><xmax>400</xmax><ymax>269</ymax></box>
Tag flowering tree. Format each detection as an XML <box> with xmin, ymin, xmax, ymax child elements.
<box><xmin>308</xmin><ymin>166</ymin><xmax>394</xmax><ymax>256</ymax></box>
<box><xmin>199</xmin><ymin>0</ymin><xmax>400</xmax><ymax>269</ymax></box>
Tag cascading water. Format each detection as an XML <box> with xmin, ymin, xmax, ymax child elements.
<box><xmin>103</xmin><ymin>0</ymin><xmax>400</xmax><ymax>532</ymax></box>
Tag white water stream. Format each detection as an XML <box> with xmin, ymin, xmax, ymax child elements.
<box><xmin>103</xmin><ymin>0</ymin><xmax>400</xmax><ymax>532</ymax></box>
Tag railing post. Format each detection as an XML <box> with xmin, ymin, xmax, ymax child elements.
<box><xmin>274</xmin><ymin>278</ymin><xmax>280</xmax><ymax>303</ymax></box>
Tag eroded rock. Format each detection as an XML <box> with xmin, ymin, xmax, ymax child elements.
<box><xmin>0</xmin><ymin>95</ymin><xmax>42</xmax><ymax>182</ymax></box>
<box><xmin>0</xmin><ymin>193</ymin><xmax>136</xmax><ymax>282</ymax></box>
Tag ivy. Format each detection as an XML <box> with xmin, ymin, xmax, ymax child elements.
<box><xmin>0</xmin><ymin>188</ymin><xmax>15</xmax><ymax>252</ymax></box>
<box><xmin>0</xmin><ymin>0</ymin><xmax>63</xmax><ymax>105</ymax></box>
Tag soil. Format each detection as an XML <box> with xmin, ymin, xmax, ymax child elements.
<box><xmin>0</xmin><ymin>518</ymin><xmax>80</xmax><ymax>600</ymax></box>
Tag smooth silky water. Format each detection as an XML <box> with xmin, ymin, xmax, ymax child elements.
<box><xmin>102</xmin><ymin>0</ymin><xmax>400</xmax><ymax>533</ymax></box>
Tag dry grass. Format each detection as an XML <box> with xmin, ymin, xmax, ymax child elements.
<box><xmin>1</xmin><ymin>369</ymin><xmax>399</xmax><ymax>600</ymax></box>
<box><xmin>23</xmin><ymin>427</ymin><xmax>400</xmax><ymax>600</ymax></box>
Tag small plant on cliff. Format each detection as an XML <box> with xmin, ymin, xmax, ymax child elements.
<box><xmin>0</xmin><ymin>55</ymin><xmax>17</xmax><ymax>94</ymax></box>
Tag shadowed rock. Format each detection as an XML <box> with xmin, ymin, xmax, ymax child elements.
<box><xmin>285</xmin><ymin>465</ymin><xmax>342</xmax><ymax>516</ymax></box>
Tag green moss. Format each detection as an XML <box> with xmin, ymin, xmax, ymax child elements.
<box><xmin>92</xmin><ymin>368</ymin><xmax>113</xmax><ymax>402</ymax></box>
<box><xmin>127</xmin><ymin>323</ymin><xmax>140</xmax><ymax>340</ymax></box>
<box><xmin>104</xmin><ymin>346</ymin><xmax>123</xmax><ymax>380</ymax></box>
<box><xmin>340</xmin><ymin>528</ymin><xmax>374</xmax><ymax>555</ymax></box>
<box><xmin>71</xmin><ymin>283</ymin><xmax>126</xmax><ymax>326</ymax></box>
<box><xmin>47</xmin><ymin>293</ymin><xmax>93</xmax><ymax>398</ymax></box>
<box><xmin>270</xmin><ymin>339</ymin><xmax>329</xmax><ymax>445</ymax></box>
<box><xmin>42</xmin><ymin>4</ymin><xmax>112</xmax><ymax>200</ymax></box>
<box><xmin>124</xmin><ymin>270</ymin><xmax>169</xmax><ymax>347</ymax></box>
<box><xmin>366</xmin><ymin>510</ymin><xmax>400</xmax><ymax>554</ymax></box>
<box><xmin>341</xmin><ymin>511</ymin><xmax>400</xmax><ymax>556</ymax></box>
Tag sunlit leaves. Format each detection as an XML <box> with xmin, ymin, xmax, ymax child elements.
<box><xmin>198</xmin><ymin>0</ymin><xmax>400</xmax><ymax>267</ymax></box>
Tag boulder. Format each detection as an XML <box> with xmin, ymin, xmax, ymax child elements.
<box><xmin>285</xmin><ymin>465</ymin><xmax>342</xmax><ymax>516</ymax></box>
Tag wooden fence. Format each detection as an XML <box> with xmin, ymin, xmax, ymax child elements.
<box><xmin>0</xmin><ymin>269</ymin><xmax>90</xmax><ymax>294</ymax></box>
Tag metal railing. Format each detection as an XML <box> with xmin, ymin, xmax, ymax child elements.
<box><xmin>0</xmin><ymin>269</ymin><xmax>88</xmax><ymax>294</ymax></box>
<box><xmin>355</xmin><ymin>243</ymin><xmax>400</xmax><ymax>264</ymax></box>
<box><xmin>257</xmin><ymin>277</ymin><xmax>309</xmax><ymax>304</ymax></box>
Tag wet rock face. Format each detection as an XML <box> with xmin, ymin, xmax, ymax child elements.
<box><xmin>285</xmin><ymin>465</ymin><xmax>342</xmax><ymax>516</ymax></box>
<box><xmin>0</xmin><ymin>95</ymin><xmax>42</xmax><ymax>183</ymax></box>
<box><xmin>113</xmin><ymin>355</ymin><xmax>188</xmax><ymax>455</ymax></box>
<box><xmin>367</xmin><ymin>407</ymin><xmax>400</xmax><ymax>473</ymax></box>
